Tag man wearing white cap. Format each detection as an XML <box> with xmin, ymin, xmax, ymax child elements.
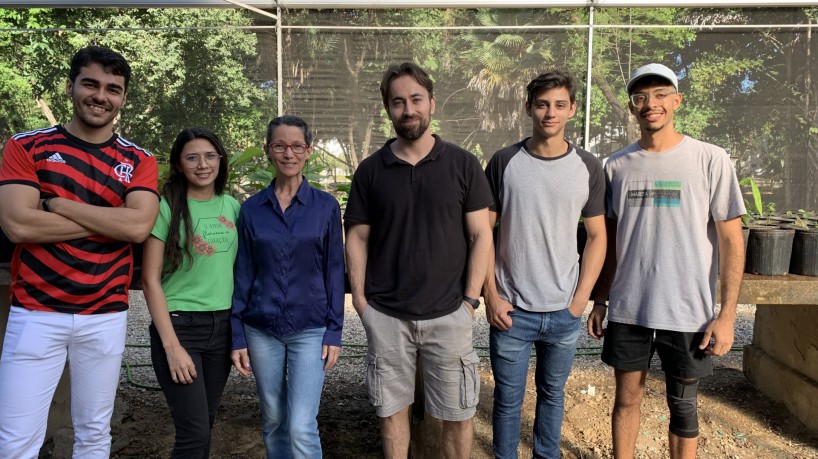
<box><xmin>588</xmin><ymin>63</ymin><xmax>745</xmax><ymax>458</ymax></box>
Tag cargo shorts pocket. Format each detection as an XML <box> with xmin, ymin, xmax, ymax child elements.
<box><xmin>459</xmin><ymin>351</ymin><xmax>480</xmax><ymax>408</ymax></box>
<box><xmin>366</xmin><ymin>352</ymin><xmax>382</xmax><ymax>407</ymax></box>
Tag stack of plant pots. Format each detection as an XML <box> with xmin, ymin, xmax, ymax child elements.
<box><xmin>744</xmin><ymin>213</ymin><xmax>818</xmax><ymax>277</ymax></box>
<box><xmin>738</xmin><ymin>178</ymin><xmax>816</xmax><ymax>277</ymax></box>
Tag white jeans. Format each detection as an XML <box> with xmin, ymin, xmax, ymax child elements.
<box><xmin>0</xmin><ymin>307</ymin><xmax>127</xmax><ymax>459</ymax></box>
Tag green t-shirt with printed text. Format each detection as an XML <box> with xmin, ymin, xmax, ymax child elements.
<box><xmin>150</xmin><ymin>194</ymin><xmax>241</xmax><ymax>312</ymax></box>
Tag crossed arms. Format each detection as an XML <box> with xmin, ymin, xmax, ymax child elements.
<box><xmin>0</xmin><ymin>183</ymin><xmax>158</xmax><ymax>244</ymax></box>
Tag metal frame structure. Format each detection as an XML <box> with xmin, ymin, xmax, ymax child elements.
<box><xmin>0</xmin><ymin>0</ymin><xmax>814</xmax><ymax>148</ymax></box>
<box><xmin>0</xmin><ymin>1</ymin><xmax>816</xmax><ymax>7</ymax></box>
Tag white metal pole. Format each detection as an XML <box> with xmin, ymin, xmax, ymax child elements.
<box><xmin>277</xmin><ymin>5</ymin><xmax>283</xmax><ymax>116</ymax></box>
<box><xmin>583</xmin><ymin>5</ymin><xmax>594</xmax><ymax>152</ymax></box>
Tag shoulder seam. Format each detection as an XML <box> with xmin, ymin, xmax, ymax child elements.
<box><xmin>12</xmin><ymin>126</ymin><xmax>57</xmax><ymax>141</ymax></box>
<box><xmin>116</xmin><ymin>137</ymin><xmax>154</xmax><ymax>157</ymax></box>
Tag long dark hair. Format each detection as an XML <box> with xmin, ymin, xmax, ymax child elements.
<box><xmin>163</xmin><ymin>127</ymin><xmax>229</xmax><ymax>272</ymax></box>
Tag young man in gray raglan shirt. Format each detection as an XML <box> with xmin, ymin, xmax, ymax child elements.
<box><xmin>483</xmin><ymin>70</ymin><xmax>607</xmax><ymax>459</ymax></box>
<box><xmin>588</xmin><ymin>63</ymin><xmax>746</xmax><ymax>459</ymax></box>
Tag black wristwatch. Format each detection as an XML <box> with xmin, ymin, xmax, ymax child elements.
<box><xmin>463</xmin><ymin>296</ymin><xmax>480</xmax><ymax>310</ymax></box>
<box><xmin>42</xmin><ymin>197</ymin><xmax>54</xmax><ymax>213</ymax></box>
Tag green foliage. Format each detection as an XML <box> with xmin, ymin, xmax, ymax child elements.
<box><xmin>334</xmin><ymin>175</ymin><xmax>352</xmax><ymax>211</ymax></box>
<box><xmin>793</xmin><ymin>215</ymin><xmax>810</xmax><ymax>229</ymax></box>
<box><xmin>0</xmin><ymin>9</ymin><xmax>78</xmax><ymax>139</ymax></box>
<box><xmin>739</xmin><ymin>177</ymin><xmax>776</xmax><ymax>219</ymax></box>
<box><xmin>227</xmin><ymin>146</ymin><xmax>270</xmax><ymax>201</ymax></box>
<box><xmin>221</xmin><ymin>146</ymin><xmax>338</xmax><ymax>203</ymax></box>
<box><xmin>303</xmin><ymin>151</ymin><xmax>327</xmax><ymax>189</ymax></box>
<box><xmin>0</xmin><ymin>7</ymin><xmax>273</xmax><ymax>159</ymax></box>
<box><xmin>457</xmin><ymin>9</ymin><xmax>568</xmax><ymax>145</ymax></box>
<box><xmin>788</xmin><ymin>209</ymin><xmax>816</xmax><ymax>229</ymax></box>
<box><xmin>81</xmin><ymin>8</ymin><xmax>272</xmax><ymax>155</ymax></box>
<box><xmin>0</xmin><ymin>65</ymin><xmax>48</xmax><ymax>137</ymax></box>
<box><xmin>738</xmin><ymin>177</ymin><xmax>764</xmax><ymax>217</ymax></box>
<box><xmin>677</xmin><ymin>55</ymin><xmax>764</xmax><ymax>138</ymax></box>
<box><xmin>1</xmin><ymin>6</ymin><xmax>814</xmax><ymax>211</ymax></box>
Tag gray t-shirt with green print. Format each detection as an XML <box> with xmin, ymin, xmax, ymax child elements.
<box><xmin>605</xmin><ymin>136</ymin><xmax>746</xmax><ymax>332</ymax></box>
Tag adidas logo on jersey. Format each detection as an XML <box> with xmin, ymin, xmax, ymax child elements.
<box><xmin>47</xmin><ymin>153</ymin><xmax>67</xmax><ymax>163</ymax></box>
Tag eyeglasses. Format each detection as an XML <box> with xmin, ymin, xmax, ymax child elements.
<box><xmin>182</xmin><ymin>152</ymin><xmax>222</xmax><ymax>167</ymax></box>
<box><xmin>268</xmin><ymin>142</ymin><xmax>309</xmax><ymax>155</ymax></box>
<box><xmin>629</xmin><ymin>90</ymin><xmax>677</xmax><ymax>107</ymax></box>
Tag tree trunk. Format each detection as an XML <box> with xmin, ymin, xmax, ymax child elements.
<box><xmin>37</xmin><ymin>97</ymin><xmax>57</xmax><ymax>125</ymax></box>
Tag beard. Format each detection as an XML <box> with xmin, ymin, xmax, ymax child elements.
<box><xmin>72</xmin><ymin>94</ymin><xmax>119</xmax><ymax>130</ymax></box>
<box><xmin>392</xmin><ymin>114</ymin><xmax>430</xmax><ymax>141</ymax></box>
<box><xmin>643</xmin><ymin>119</ymin><xmax>667</xmax><ymax>133</ymax></box>
<box><xmin>639</xmin><ymin>109</ymin><xmax>667</xmax><ymax>133</ymax></box>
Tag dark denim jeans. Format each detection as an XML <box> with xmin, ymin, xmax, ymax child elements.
<box><xmin>150</xmin><ymin>309</ymin><xmax>232</xmax><ymax>459</ymax></box>
<box><xmin>489</xmin><ymin>307</ymin><xmax>581</xmax><ymax>459</ymax></box>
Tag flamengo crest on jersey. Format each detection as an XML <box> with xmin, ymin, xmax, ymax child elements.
<box><xmin>114</xmin><ymin>162</ymin><xmax>133</xmax><ymax>183</ymax></box>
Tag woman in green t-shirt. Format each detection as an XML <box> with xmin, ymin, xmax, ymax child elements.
<box><xmin>142</xmin><ymin>127</ymin><xmax>241</xmax><ymax>458</ymax></box>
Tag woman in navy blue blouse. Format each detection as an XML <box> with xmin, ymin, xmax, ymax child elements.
<box><xmin>230</xmin><ymin>115</ymin><xmax>344</xmax><ymax>458</ymax></box>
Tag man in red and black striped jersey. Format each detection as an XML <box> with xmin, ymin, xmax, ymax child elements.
<box><xmin>0</xmin><ymin>45</ymin><xmax>159</xmax><ymax>458</ymax></box>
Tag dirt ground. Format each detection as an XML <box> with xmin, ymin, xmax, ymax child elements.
<box><xmin>68</xmin><ymin>300</ymin><xmax>818</xmax><ymax>458</ymax></box>
<box><xmin>106</xmin><ymin>358</ymin><xmax>818</xmax><ymax>459</ymax></box>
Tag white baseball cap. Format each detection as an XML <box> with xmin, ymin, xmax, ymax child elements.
<box><xmin>626</xmin><ymin>63</ymin><xmax>679</xmax><ymax>94</ymax></box>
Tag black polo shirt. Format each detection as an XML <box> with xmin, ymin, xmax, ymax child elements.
<box><xmin>344</xmin><ymin>135</ymin><xmax>493</xmax><ymax>320</ymax></box>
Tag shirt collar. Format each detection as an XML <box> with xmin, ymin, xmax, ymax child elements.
<box><xmin>262</xmin><ymin>176</ymin><xmax>312</xmax><ymax>207</ymax></box>
<box><xmin>520</xmin><ymin>137</ymin><xmax>575</xmax><ymax>160</ymax></box>
<box><xmin>381</xmin><ymin>134</ymin><xmax>445</xmax><ymax>167</ymax></box>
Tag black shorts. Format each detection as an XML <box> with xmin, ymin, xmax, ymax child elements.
<box><xmin>601</xmin><ymin>321</ymin><xmax>713</xmax><ymax>378</ymax></box>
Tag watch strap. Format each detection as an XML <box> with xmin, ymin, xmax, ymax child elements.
<box><xmin>463</xmin><ymin>296</ymin><xmax>480</xmax><ymax>309</ymax></box>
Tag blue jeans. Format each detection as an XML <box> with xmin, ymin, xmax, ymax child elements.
<box><xmin>489</xmin><ymin>307</ymin><xmax>582</xmax><ymax>459</ymax></box>
<box><xmin>245</xmin><ymin>325</ymin><xmax>326</xmax><ymax>459</ymax></box>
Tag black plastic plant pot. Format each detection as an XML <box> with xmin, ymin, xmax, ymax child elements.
<box><xmin>789</xmin><ymin>228</ymin><xmax>818</xmax><ymax>277</ymax></box>
<box><xmin>742</xmin><ymin>228</ymin><xmax>750</xmax><ymax>255</ymax></box>
<box><xmin>745</xmin><ymin>227</ymin><xmax>795</xmax><ymax>276</ymax></box>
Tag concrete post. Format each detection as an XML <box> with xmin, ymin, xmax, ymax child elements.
<box><xmin>743</xmin><ymin>304</ymin><xmax>818</xmax><ymax>432</ymax></box>
<box><xmin>738</xmin><ymin>273</ymin><xmax>818</xmax><ymax>434</ymax></box>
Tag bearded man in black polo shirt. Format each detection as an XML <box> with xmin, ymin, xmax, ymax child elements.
<box><xmin>345</xmin><ymin>62</ymin><xmax>493</xmax><ymax>459</ymax></box>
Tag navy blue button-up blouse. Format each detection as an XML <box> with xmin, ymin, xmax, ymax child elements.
<box><xmin>231</xmin><ymin>178</ymin><xmax>345</xmax><ymax>349</ymax></box>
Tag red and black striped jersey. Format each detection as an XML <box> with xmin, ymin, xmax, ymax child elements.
<box><xmin>0</xmin><ymin>125</ymin><xmax>159</xmax><ymax>314</ymax></box>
